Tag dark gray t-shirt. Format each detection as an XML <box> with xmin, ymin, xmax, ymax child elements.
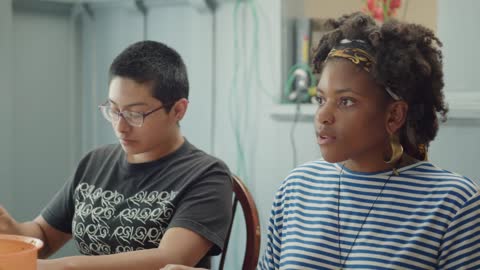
<box><xmin>41</xmin><ymin>140</ymin><xmax>232</xmax><ymax>267</ymax></box>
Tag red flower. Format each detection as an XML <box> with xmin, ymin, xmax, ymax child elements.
<box><xmin>373</xmin><ymin>6</ymin><xmax>384</xmax><ymax>21</ymax></box>
<box><xmin>390</xmin><ymin>0</ymin><xmax>401</xmax><ymax>9</ymax></box>
<box><xmin>367</xmin><ymin>0</ymin><xmax>376</xmax><ymax>11</ymax></box>
<box><xmin>363</xmin><ymin>0</ymin><xmax>402</xmax><ymax>22</ymax></box>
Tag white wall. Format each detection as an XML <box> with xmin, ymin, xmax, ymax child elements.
<box><xmin>80</xmin><ymin>2</ymin><xmax>143</xmax><ymax>151</ymax></box>
<box><xmin>0</xmin><ymin>2</ymin><xmax>83</xmax><ymax>257</ymax></box>
<box><xmin>0</xmin><ymin>0</ymin><xmax>14</xmax><ymax>209</ymax></box>
<box><xmin>147</xmin><ymin>3</ymin><xmax>214</xmax><ymax>153</ymax></box>
<box><xmin>213</xmin><ymin>1</ymin><xmax>320</xmax><ymax>266</ymax></box>
<box><xmin>430</xmin><ymin>120</ymin><xmax>480</xmax><ymax>181</ymax></box>
<box><xmin>11</xmin><ymin>6</ymin><xmax>79</xmax><ymax>221</ymax></box>
<box><xmin>428</xmin><ymin>0</ymin><xmax>480</xmax><ymax>182</ymax></box>
<box><xmin>438</xmin><ymin>0</ymin><xmax>480</xmax><ymax>94</ymax></box>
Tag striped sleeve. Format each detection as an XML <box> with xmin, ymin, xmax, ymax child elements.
<box><xmin>439</xmin><ymin>192</ymin><xmax>480</xmax><ymax>269</ymax></box>
<box><xmin>258</xmin><ymin>181</ymin><xmax>288</xmax><ymax>270</ymax></box>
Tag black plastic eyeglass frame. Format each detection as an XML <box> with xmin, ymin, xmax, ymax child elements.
<box><xmin>98</xmin><ymin>103</ymin><xmax>166</xmax><ymax>127</ymax></box>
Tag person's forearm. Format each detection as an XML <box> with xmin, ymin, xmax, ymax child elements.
<box><xmin>17</xmin><ymin>220</ymin><xmax>55</xmax><ymax>258</ymax></box>
<box><xmin>40</xmin><ymin>248</ymin><xmax>177</xmax><ymax>270</ymax></box>
<box><xmin>0</xmin><ymin>207</ymin><xmax>43</xmax><ymax>239</ymax></box>
<box><xmin>17</xmin><ymin>221</ymin><xmax>46</xmax><ymax>240</ymax></box>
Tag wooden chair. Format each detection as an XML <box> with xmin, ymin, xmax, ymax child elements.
<box><xmin>218</xmin><ymin>175</ymin><xmax>261</xmax><ymax>270</ymax></box>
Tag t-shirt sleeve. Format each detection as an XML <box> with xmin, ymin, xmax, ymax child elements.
<box><xmin>167</xmin><ymin>165</ymin><xmax>233</xmax><ymax>256</ymax></box>
<box><xmin>40</xmin><ymin>173</ymin><xmax>76</xmax><ymax>233</ymax></box>
<box><xmin>438</xmin><ymin>191</ymin><xmax>480</xmax><ymax>269</ymax></box>
<box><xmin>40</xmin><ymin>153</ymin><xmax>90</xmax><ymax>233</ymax></box>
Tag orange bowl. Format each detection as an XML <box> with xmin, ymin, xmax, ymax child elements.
<box><xmin>0</xmin><ymin>234</ymin><xmax>43</xmax><ymax>270</ymax></box>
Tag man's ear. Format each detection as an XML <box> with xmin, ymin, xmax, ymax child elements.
<box><xmin>170</xmin><ymin>98</ymin><xmax>189</xmax><ymax>122</ymax></box>
<box><xmin>385</xmin><ymin>101</ymin><xmax>408</xmax><ymax>135</ymax></box>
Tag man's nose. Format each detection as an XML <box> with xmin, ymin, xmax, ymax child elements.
<box><xmin>114</xmin><ymin>114</ymin><xmax>131</xmax><ymax>133</ymax></box>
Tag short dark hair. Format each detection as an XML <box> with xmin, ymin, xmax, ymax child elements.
<box><xmin>109</xmin><ymin>40</ymin><xmax>189</xmax><ymax>111</ymax></box>
<box><xmin>312</xmin><ymin>12</ymin><xmax>448</xmax><ymax>160</ymax></box>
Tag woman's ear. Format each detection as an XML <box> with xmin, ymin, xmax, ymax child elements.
<box><xmin>385</xmin><ymin>101</ymin><xmax>408</xmax><ymax>134</ymax></box>
<box><xmin>170</xmin><ymin>98</ymin><xmax>189</xmax><ymax>122</ymax></box>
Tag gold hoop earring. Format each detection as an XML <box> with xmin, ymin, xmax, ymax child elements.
<box><xmin>385</xmin><ymin>134</ymin><xmax>403</xmax><ymax>165</ymax></box>
<box><xmin>418</xmin><ymin>144</ymin><xmax>428</xmax><ymax>161</ymax></box>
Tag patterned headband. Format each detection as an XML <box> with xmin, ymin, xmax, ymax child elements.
<box><xmin>326</xmin><ymin>39</ymin><xmax>401</xmax><ymax>101</ymax></box>
<box><xmin>327</xmin><ymin>39</ymin><xmax>374</xmax><ymax>72</ymax></box>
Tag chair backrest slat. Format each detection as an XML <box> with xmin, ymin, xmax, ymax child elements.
<box><xmin>218</xmin><ymin>175</ymin><xmax>261</xmax><ymax>270</ymax></box>
<box><xmin>218</xmin><ymin>198</ymin><xmax>238</xmax><ymax>269</ymax></box>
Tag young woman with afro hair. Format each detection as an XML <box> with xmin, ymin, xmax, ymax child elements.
<box><xmin>259</xmin><ymin>12</ymin><xmax>480</xmax><ymax>270</ymax></box>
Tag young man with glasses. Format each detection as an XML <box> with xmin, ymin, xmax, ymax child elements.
<box><xmin>0</xmin><ymin>41</ymin><xmax>232</xmax><ymax>270</ymax></box>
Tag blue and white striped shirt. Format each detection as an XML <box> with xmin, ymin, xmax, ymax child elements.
<box><xmin>258</xmin><ymin>160</ymin><xmax>480</xmax><ymax>269</ymax></box>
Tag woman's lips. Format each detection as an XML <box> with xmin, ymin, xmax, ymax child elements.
<box><xmin>317</xmin><ymin>135</ymin><xmax>336</xmax><ymax>145</ymax></box>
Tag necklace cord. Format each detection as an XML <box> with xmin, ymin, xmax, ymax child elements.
<box><xmin>337</xmin><ymin>164</ymin><xmax>396</xmax><ymax>269</ymax></box>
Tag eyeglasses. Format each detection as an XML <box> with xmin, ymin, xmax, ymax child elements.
<box><xmin>98</xmin><ymin>102</ymin><xmax>166</xmax><ymax>127</ymax></box>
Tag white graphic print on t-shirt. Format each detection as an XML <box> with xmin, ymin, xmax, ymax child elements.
<box><xmin>72</xmin><ymin>183</ymin><xmax>178</xmax><ymax>255</ymax></box>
